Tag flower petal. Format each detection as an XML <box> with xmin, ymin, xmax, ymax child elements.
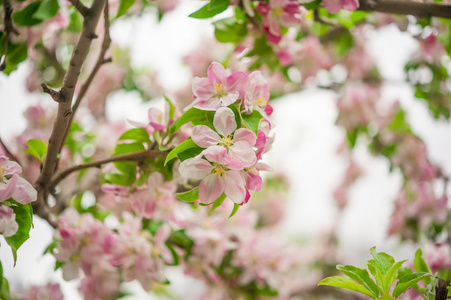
<box><xmin>11</xmin><ymin>176</ymin><xmax>37</xmax><ymax>204</ymax></box>
<box><xmin>199</xmin><ymin>173</ymin><xmax>225</xmax><ymax>204</ymax></box>
<box><xmin>192</xmin><ymin>125</ymin><xmax>221</xmax><ymax>148</ymax></box>
<box><xmin>223</xmin><ymin>170</ymin><xmax>246</xmax><ymax>204</ymax></box>
<box><xmin>203</xmin><ymin>146</ymin><xmax>244</xmax><ymax>169</ymax></box>
<box><xmin>234</xmin><ymin>128</ymin><xmax>257</xmax><ymax>147</ymax></box>
<box><xmin>229</xmin><ymin>141</ymin><xmax>257</xmax><ymax>167</ymax></box>
<box><xmin>213</xmin><ymin>107</ymin><xmax>237</xmax><ymax>136</ymax></box>
<box><xmin>178</xmin><ymin>157</ymin><xmax>212</xmax><ymax>180</ymax></box>
<box><xmin>207</xmin><ymin>62</ymin><xmax>229</xmax><ymax>85</ymax></box>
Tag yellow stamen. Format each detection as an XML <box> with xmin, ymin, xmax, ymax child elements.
<box><xmin>215</xmin><ymin>83</ymin><xmax>223</xmax><ymax>93</ymax></box>
<box><xmin>257</xmin><ymin>97</ymin><xmax>267</xmax><ymax>106</ymax></box>
<box><xmin>274</xmin><ymin>7</ymin><xmax>284</xmax><ymax>16</ymax></box>
<box><xmin>220</xmin><ymin>136</ymin><xmax>233</xmax><ymax>147</ymax></box>
<box><xmin>211</xmin><ymin>166</ymin><xmax>226</xmax><ymax>178</ymax></box>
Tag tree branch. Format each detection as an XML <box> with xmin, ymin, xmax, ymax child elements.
<box><xmin>41</xmin><ymin>83</ymin><xmax>61</xmax><ymax>102</ymax></box>
<box><xmin>59</xmin><ymin>2</ymin><xmax>112</xmax><ymax>154</ymax></box>
<box><xmin>49</xmin><ymin>149</ymin><xmax>164</xmax><ymax>189</ymax></box>
<box><xmin>35</xmin><ymin>0</ymin><xmax>107</xmax><ymax>219</ymax></box>
<box><xmin>68</xmin><ymin>0</ymin><xmax>89</xmax><ymax>17</ymax></box>
<box><xmin>358</xmin><ymin>0</ymin><xmax>451</xmax><ymax>19</ymax></box>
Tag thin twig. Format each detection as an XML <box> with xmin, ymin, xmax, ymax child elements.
<box><xmin>59</xmin><ymin>2</ymin><xmax>112</xmax><ymax>154</ymax></box>
<box><xmin>358</xmin><ymin>0</ymin><xmax>451</xmax><ymax>19</ymax></box>
<box><xmin>49</xmin><ymin>149</ymin><xmax>164</xmax><ymax>189</ymax></box>
<box><xmin>0</xmin><ymin>137</ymin><xmax>21</xmax><ymax>165</ymax></box>
<box><xmin>314</xmin><ymin>9</ymin><xmax>338</xmax><ymax>27</ymax></box>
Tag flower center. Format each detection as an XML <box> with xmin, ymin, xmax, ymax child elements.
<box><xmin>214</xmin><ymin>83</ymin><xmax>227</xmax><ymax>99</ymax></box>
<box><xmin>274</xmin><ymin>7</ymin><xmax>284</xmax><ymax>16</ymax></box>
<box><xmin>220</xmin><ymin>135</ymin><xmax>234</xmax><ymax>147</ymax></box>
<box><xmin>211</xmin><ymin>166</ymin><xmax>226</xmax><ymax>178</ymax></box>
<box><xmin>0</xmin><ymin>166</ymin><xmax>8</xmax><ymax>183</ymax></box>
<box><xmin>215</xmin><ymin>83</ymin><xmax>223</xmax><ymax>93</ymax></box>
<box><xmin>256</xmin><ymin>97</ymin><xmax>267</xmax><ymax>106</ymax></box>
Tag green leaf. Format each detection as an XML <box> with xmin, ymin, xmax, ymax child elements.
<box><xmin>229</xmin><ymin>203</ymin><xmax>239</xmax><ymax>218</ymax></box>
<box><xmin>211</xmin><ymin>193</ymin><xmax>226</xmax><ymax>212</ymax></box>
<box><xmin>0</xmin><ymin>37</ymin><xmax>28</xmax><ymax>75</ymax></box>
<box><xmin>337</xmin><ymin>265</ymin><xmax>379</xmax><ymax>297</ymax></box>
<box><xmin>23</xmin><ymin>139</ymin><xmax>47</xmax><ymax>162</ymax></box>
<box><xmin>165</xmin><ymin>242</ymin><xmax>179</xmax><ymax>266</ymax></box>
<box><xmin>114</xmin><ymin>142</ymin><xmax>145</xmax><ymax>155</ymax></box>
<box><xmin>303</xmin><ymin>0</ymin><xmax>321</xmax><ymax>10</ymax></box>
<box><xmin>383</xmin><ymin>260</ymin><xmax>406</xmax><ymax>294</ymax></box>
<box><xmin>170</xmin><ymin>107</ymin><xmax>209</xmax><ymax>133</ymax></box>
<box><xmin>175</xmin><ymin>187</ymin><xmax>199</xmax><ymax>203</ymax></box>
<box><xmin>4</xmin><ymin>203</ymin><xmax>33</xmax><ymax>265</ymax></box>
<box><xmin>214</xmin><ymin>17</ymin><xmax>247</xmax><ymax>44</ymax></box>
<box><xmin>0</xmin><ymin>276</ymin><xmax>12</xmax><ymax>300</ymax></box>
<box><xmin>393</xmin><ymin>273</ymin><xmax>431</xmax><ymax>298</ymax></box>
<box><xmin>104</xmin><ymin>173</ymin><xmax>135</xmax><ymax>186</ymax></box>
<box><xmin>334</xmin><ymin>29</ymin><xmax>354</xmax><ymax>56</ymax></box>
<box><xmin>242</xmin><ymin>110</ymin><xmax>263</xmax><ymax>135</ymax></box>
<box><xmin>177</xmin><ymin>146</ymin><xmax>204</xmax><ymax>162</ymax></box>
<box><xmin>164</xmin><ymin>96</ymin><xmax>175</xmax><ymax>120</ymax></box>
<box><xmin>13</xmin><ymin>1</ymin><xmax>43</xmax><ymax>26</ymax></box>
<box><xmin>165</xmin><ymin>138</ymin><xmax>199</xmax><ymax>165</ymax></box>
<box><xmin>119</xmin><ymin>128</ymin><xmax>151</xmax><ymax>144</ymax></box>
<box><xmin>33</xmin><ymin>0</ymin><xmax>59</xmax><ymax>20</ymax></box>
<box><xmin>318</xmin><ymin>276</ymin><xmax>376</xmax><ymax>298</ymax></box>
<box><xmin>189</xmin><ymin>0</ymin><xmax>230</xmax><ymax>19</ymax></box>
<box><xmin>116</xmin><ymin>0</ymin><xmax>135</xmax><ymax>18</ymax></box>
<box><xmin>67</xmin><ymin>9</ymin><xmax>83</xmax><ymax>32</ymax></box>
<box><xmin>0</xmin><ymin>261</ymin><xmax>3</xmax><ymax>290</ymax></box>
<box><xmin>413</xmin><ymin>249</ymin><xmax>431</xmax><ymax>285</ymax></box>
<box><xmin>370</xmin><ymin>247</ymin><xmax>395</xmax><ymax>276</ymax></box>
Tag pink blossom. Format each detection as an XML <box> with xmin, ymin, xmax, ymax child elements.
<box><xmin>192</xmin><ymin>62</ymin><xmax>248</xmax><ymax>110</ymax></box>
<box><xmin>179</xmin><ymin>147</ymin><xmax>247</xmax><ymax>204</ymax></box>
<box><xmin>244</xmin><ymin>71</ymin><xmax>271</xmax><ymax>116</ymax></box>
<box><xmin>257</xmin><ymin>0</ymin><xmax>301</xmax><ymax>43</ymax></box>
<box><xmin>192</xmin><ymin>107</ymin><xmax>257</xmax><ymax>167</ymax></box>
<box><xmin>0</xmin><ymin>156</ymin><xmax>37</xmax><ymax>204</ymax></box>
<box><xmin>0</xmin><ymin>205</ymin><xmax>18</xmax><ymax>237</ymax></box>
<box><xmin>322</xmin><ymin>0</ymin><xmax>359</xmax><ymax>13</ymax></box>
<box><xmin>20</xmin><ymin>283</ymin><xmax>64</xmax><ymax>300</ymax></box>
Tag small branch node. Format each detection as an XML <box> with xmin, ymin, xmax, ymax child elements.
<box><xmin>41</xmin><ymin>83</ymin><xmax>61</xmax><ymax>102</ymax></box>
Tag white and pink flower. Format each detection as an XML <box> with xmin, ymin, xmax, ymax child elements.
<box><xmin>0</xmin><ymin>156</ymin><xmax>37</xmax><ymax>204</ymax></box>
<box><xmin>191</xmin><ymin>62</ymin><xmax>248</xmax><ymax>111</ymax></box>
<box><xmin>192</xmin><ymin>107</ymin><xmax>257</xmax><ymax>167</ymax></box>
<box><xmin>179</xmin><ymin>147</ymin><xmax>247</xmax><ymax>204</ymax></box>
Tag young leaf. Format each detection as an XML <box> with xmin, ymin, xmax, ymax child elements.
<box><xmin>383</xmin><ymin>260</ymin><xmax>407</xmax><ymax>294</ymax></box>
<box><xmin>393</xmin><ymin>273</ymin><xmax>431</xmax><ymax>298</ymax></box>
<box><xmin>4</xmin><ymin>203</ymin><xmax>33</xmax><ymax>265</ymax></box>
<box><xmin>229</xmin><ymin>203</ymin><xmax>240</xmax><ymax>218</ymax></box>
<box><xmin>189</xmin><ymin>0</ymin><xmax>230</xmax><ymax>19</ymax></box>
<box><xmin>104</xmin><ymin>173</ymin><xmax>136</xmax><ymax>186</ymax></box>
<box><xmin>370</xmin><ymin>247</ymin><xmax>395</xmax><ymax>276</ymax></box>
<box><xmin>175</xmin><ymin>187</ymin><xmax>199</xmax><ymax>203</ymax></box>
<box><xmin>24</xmin><ymin>139</ymin><xmax>47</xmax><ymax>162</ymax></box>
<box><xmin>414</xmin><ymin>249</ymin><xmax>432</xmax><ymax>273</ymax></box>
<box><xmin>337</xmin><ymin>265</ymin><xmax>379</xmax><ymax>298</ymax></box>
<box><xmin>318</xmin><ymin>276</ymin><xmax>376</xmax><ymax>298</ymax></box>
<box><xmin>165</xmin><ymin>138</ymin><xmax>199</xmax><ymax>165</ymax></box>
